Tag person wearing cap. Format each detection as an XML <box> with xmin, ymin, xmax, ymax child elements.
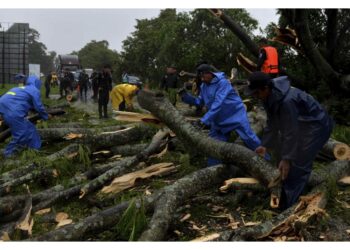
<box><xmin>245</xmin><ymin>71</ymin><xmax>333</xmax><ymax>209</ymax></box>
<box><xmin>160</xmin><ymin>66</ymin><xmax>180</xmax><ymax>106</ymax></box>
<box><xmin>97</xmin><ymin>65</ymin><xmax>113</xmax><ymax>119</ymax></box>
<box><xmin>178</xmin><ymin>64</ymin><xmax>266</xmax><ymax>167</ymax></box>
<box><xmin>0</xmin><ymin>75</ymin><xmax>49</xmax><ymax>157</ymax></box>
<box><xmin>14</xmin><ymin>73</ymin><xmax>26</xmax><ymax>86</ymax></box>
<box><xmin>110</xmin><ymin>82</ymin><xmax>141</xmax><ymax>111</ymax></box>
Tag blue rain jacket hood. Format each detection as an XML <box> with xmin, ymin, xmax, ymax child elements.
<box><xmin>0</xmin><ymin>75</ymin><xmax>48</xmax><ymax>120</ymax></box>
<box><xmin>182</xmin><ymin>72</ymin><xmax>249</xmax><ymax>133</ymax></box>
<box><xmin>26</xmin><ymin>75</ymin><xmax>42</xmax><ymax>90</ymax></box>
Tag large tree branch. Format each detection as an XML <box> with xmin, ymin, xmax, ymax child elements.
<box><xmin>294</xmin><ymin>9</ymin><xmax>341</xmax><ymax>92</ymax></box>
<box><xmin>137</xmin><ymin>90</ymin><xmax>280</xmax><ymax>189</ymax></box>
<box><xmin>209</xmin><ymin>9</ymin><xmax>259</xmax><ymax>57</ymax></box>
<box><xmin>325</xmin><ymin>9</ymin><xmax>338</xmax><ymax>65</ymax></box>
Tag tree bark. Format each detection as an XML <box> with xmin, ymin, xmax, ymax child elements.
<box><xmin>319</xmin><ymin>138</ymin><xmax>350</xmax><ymax>161</ymax></box>
<box><xmin>110</xmin><ymin>143</ymin><xmax>148</xmax><ymax>156</ymax></box>
<box><xmin>325</xmin><ymin>9</ymin><xmax>338</xmax><ymax>66</ymax></box>
<box><xmin>29</xmin><ymin>192</ymin><xmax>163</xmax><ymax>241</ymax></box>
<box><xmin>30</xmin><ymin>164</ymin><xmax>228</xmax><ymax>241</ymax></box>
<box><xmin>138</xmin><ymin>164</ymin><xmax>229</xmax><ymax>241</ymax></box>
<box><xmin>294</xmin><ymin>9</ymin><xmax>342</xmax><ymax>93</ymax></box>
<box><xmin>79</xmin><ymin>129</ymin><xmax>170</xmax><ymax>198</ymax></box>
<box><xmin>227</xmin><ymin>160</ymin><xmax>350</xmax><ymax>241</ymax></box>
<box><xmin>0</xmin><ymin>144</ymin><xmax>79</xmax><ymax>188</ymax></box>
<box><xmin>209</xmin><ymin>9</ymin><xmax>259</xmax><ymax>57</ymax></box>
<box><xmin>137</xmin><ymin>90</ymin><xmax>280</xmax><ymax>188</ymax></box>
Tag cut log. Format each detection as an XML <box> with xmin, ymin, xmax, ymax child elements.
<box><xmin>319</xmin><ymin>138</ymin><xmax>350</xmax><ymax>160</ymax></box>
<box><xmin>101</xmin><ymin>162</ymin><xmax>176</xmax><ymax>194</ymax></box>
<box><xmin>137</xmin><ymin>90</ymin><xmax>281</xmax><ymax>194</ymax></box>
<box><xmin>138</xmin><ymin>164</ymin><xmax>229</xmax><ymax>241</ymax></box>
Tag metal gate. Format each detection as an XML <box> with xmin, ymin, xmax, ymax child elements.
<box><xmin>0</xmin><ymin>22</ymin><xmax>29</xmax><ymax>86</ymax></box>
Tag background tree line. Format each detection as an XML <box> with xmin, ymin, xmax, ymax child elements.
<box><xmin>29</xmin><ymin>8</ymin><xmax>350</xmax><ymax>124</ymax></box>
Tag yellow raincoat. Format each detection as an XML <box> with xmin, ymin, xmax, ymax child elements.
<box><xmin>110</xmin><ymin>84</ymin><xmax>139</xmax><ymax>110</ymax></box>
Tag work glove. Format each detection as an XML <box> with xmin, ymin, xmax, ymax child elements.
<box><xmin>191</xmin><ymin>120</ymin><xmax>210</xmax><ymax>130</ymax></box>
<box><xmin>177</xmin><ymin>87</ymin><xmax>187</xmax><ymax>97</ymax></box>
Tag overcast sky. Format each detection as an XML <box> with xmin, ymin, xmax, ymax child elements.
<box><xmin>0</xmin><ymin>9</ymin><xmax>278</xmax><ymax>55</ymax></box>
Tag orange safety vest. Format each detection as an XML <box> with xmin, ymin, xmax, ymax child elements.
<box><xmin>261</xmin><ymin>46</ymin><xmax>279</xmax><ymax>74</ymax></box>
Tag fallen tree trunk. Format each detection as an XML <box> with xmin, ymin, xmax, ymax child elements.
<box><xmin>110</xmin><ymin>143</ymin><xmax>148</xmax><ymax>156</ymax></box>
<box><xmin>137</xmin><ymin>90</ymin><xmax>280</xmax><ymax>189</ymax></box>
<box><xmin>225</xmin><ymin>160</ymin><xmax>350</xmax><ymax>241</ymax></box>
<box><xmin>79</xmin><ymin>129</ymin><xmax>170</xmax><ymax>198</ymax></box>
<box><xmin>138</xmin><ymin>164</ymin><xmax>229</xmax><ymax>241</ymax></box>
<box><xmin>39</xmin><ymin>125</ymin><xmax>154</xmax><ymax>151</ymax></box>
<box><xmin>30</xmin><ymin>192</ymin><xmax>163</xmax><ymax>241</ymax></box>
<box><xmin>0</xmin><ymin>144</ymin><xmax>79</xmax><ymax>193</ymax></box>
<box><xmin>319</xmin><ymin>138</ymin><xmax>350</xmax><ymax>161</ymax></box>
<box><xmin>0</xmin><ymin>108</ymin><xmax>66</xmax><ymax>143</ymax></box>
<box><xmin>0</xmin><ymin>195</ymin><xmax>32</xmax><ymax>241</ymax></box>
<box><xmin>29</xmin><ymin>164</ymin><xmax>229</xmax><ymax>241</ymax></box>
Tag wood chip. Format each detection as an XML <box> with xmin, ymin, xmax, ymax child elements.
<box><xmin>174</xmin><ymin>230</ymin><xmax>182</xmax><ymax>236</ymax></box>
<box><xmin>16</xmin><ymin>203</ymin><xmax>33</xmax><ymax>235</ymax></box>
<box><xmin>63</xmin><ymin>133</ymin><xmax>83</xmax><ymax>140</ymax></box>
<box><xmin>346</xmin><ymin>229</ymin><xmax>350</xmax><ymax>235</ymax></box>
<box><xmin>66</xmin><ymin>151</ymin><xmax>78</xmax><ymax>159</ymax></box>
<box><xmin>52</xmin><ymin>169</ymin><xmax>59</xmax><ymax>177</ymax></box>
<box><xmin>244</xmin><ymin>221</ymin><xmax>261</xmax><ymax>226</ymax></box>
<box><xmin>338</xmin><ymin>176</ymin><xmax>350</xmax><ymax>185</ymax></box>
<box><xmin>0</xmin><ymin>232</ymin><xmax>11</xmax><ymax>241</ymax></box>
<box><xmin>55</xmin><ymin>212</ymin><xmax>69</xmax><ymax>222</ymax></box>
<box><xmin>180</xmin><ymin>213</ymin><xmax>191</xmax><ymax>222</ymax></box>
<box><xmin>101</xmin><ymin>162</ymin><xmax>176</xmax><ymax>194</ymax></box>
<box><xmin>109</xmin><ymin>154</ymin><xmax>122</xmax><ymax>160</ymax></box>
<box><xmin>35</xmin><ymin>208</ymin><xmax>51</xmax><ymax>215</ymax></box>
<box><xmin>145</xmin><ymin>189</ymin><xmax>152</xmax><ymax>196</ymax></box>
<box><xmin>56</xmin><ymin>219</ymin><xmax>73</xmax><ymax>229</ymax></box>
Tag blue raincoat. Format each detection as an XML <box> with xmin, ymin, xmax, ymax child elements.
<box><xmin>262</xmin><ymin>76</ymin><xmax>333</xmax><ymax>209</ymax></box>
<box><xmin>181</xmin><ymin>72</ymin><xmax>263</xmax><ymax>166</ymax></box>
<box><xmin>0</xmin><ymin>75</ymin><xmax>48</xmax><ymax>157</ymax></box>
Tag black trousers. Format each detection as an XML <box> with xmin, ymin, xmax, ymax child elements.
<box><xmin>98</xmin><ymin>90</ymin><xmax>109</xmax><ymax>118</ymax></box>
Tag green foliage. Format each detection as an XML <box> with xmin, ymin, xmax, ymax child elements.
<box><xmin>76</xmin><ymin>40</ymin><xmax>121</xmax><ymax>80</ymax></box>
<box><xmin>325</xmin><ymin>177</ymin><xmax>339</xmax><ymax>203</ymax></box>
<box><xmin>121</xmin><ymin>9</ymin><xmax>258</xmax><ymax>87</ymax></box>
<box><xmin>331</xmin><ymin>125</ymin><xmax>350</xmax><ymax>144</ymax></box>
<box><xmin>116</xmin><ymin>198</ymin><xmax>147</xmax><ymax>241</ymax></box>
<box><xmin>78</xmin><ymin>144</ymin><xmax>91</xmax><ymax>168</ymax></box>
